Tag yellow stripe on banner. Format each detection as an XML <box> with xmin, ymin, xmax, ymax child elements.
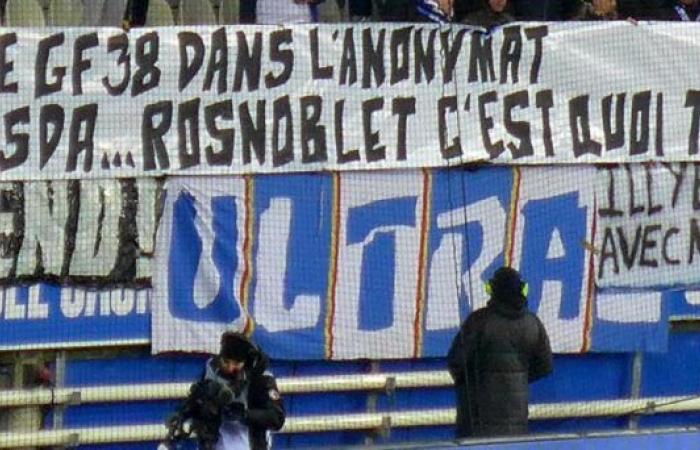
<box><xmin>581</xmin><ymin>198</ymin><xmax>597</xmax><ymax>353</ymax></box>
<box><xmin>505</xmin><ymin>167</ymin><xmax>522</xmax><ymax>267</ymax></box>
<box><xmin>242</xmin><ymin>175</ymin><xmax>255</xmax><ymax>336</ymax></box>
<box><xmin>413</xmin><ymin>169</ymin><xmax>432</xmax><ymax>358</ymax></box>
<box><xmin>324</xmin><ymin>173</ymin><xmax>341</xmax><ymax>359</ymax></box>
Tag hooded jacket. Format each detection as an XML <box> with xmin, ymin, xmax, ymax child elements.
<box><xmin>198</xmin><ymin>335</ymin><xmax>285</xmax><ymax>450</ymax></box>
<box><xmin>447</xmin><ymin>272</ymin><xmax>552</xmax><ymax>438</ymax></box>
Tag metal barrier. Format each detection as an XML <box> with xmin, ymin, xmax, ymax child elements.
<box><xmin>0</xmin><ymin>370</ymin><xmax>449</xmax><ymax>407</ymax></box>
<box><xmin>1</xmin><ymin>370</ymin><xmax>699</xmax><ymax>447</ymax></box>
<box><xmin>2</xmin><ymin>398</ymin><xmax>700</xmax><ymax>447</ymax></box>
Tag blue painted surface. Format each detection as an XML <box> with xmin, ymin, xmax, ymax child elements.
<box><xmin>451</xmin><ymin>431</ymin><xmax>700</xmax><ymax>450</ymax></box>
<box><xmin>53</xmin><ymin>330</ymin><xmax>700</xmax><ymax>448</ymax></box>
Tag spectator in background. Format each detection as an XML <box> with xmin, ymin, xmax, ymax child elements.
<box><xmin>661</xmin><ymin>0</ymin><xmax>700</xmax><ymax>20</ymax></box>
<box><xmin>416</xmin><ymin>0</ymin><xmax>454</xmax><ymax>22</ymax></box>
<box><xmin>571</xmin><ymin>0</ymin><xmax>620</xmax><ymax>20</ymax></box>
<box><xmin>125</xmin><ymin>0</ymin><xmax>148</xmax><ymax>27</ymax></box>
<box><xmin>462</xmin><ymin>0</ymin><xmax>514</xmax><ymax>28</ymax></box>
<box><xmin>617</xmin><ymin>0</ymin><xmax>670</xmax><ymax>20</ymax></box>
<box><xmin>379</xmin><ymin>0</ymin><xmax>416</xmax><ymax>20</ymax></box>
<box><xmin>254</xmin><ymin>0</ymin><xmax>322</xmax><ymax>23</ymax></box>
<box><xmin>349</xmin><ymin>0</ymin><xmax>372</xmax><ymax>21</ymax></box>
<box><xmin>349</xmin><ymin>0</ymin><xmax>416</xmax><ymax>21</ymax></box>
<box><xmin>511</xmin><ymin>0</ymin><xmax>577</xmax><ymax>20</ymax></box>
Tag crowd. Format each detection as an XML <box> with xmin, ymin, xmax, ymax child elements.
<box><xmin>123</xmin><ymin>0</ymin><xmax>700</xmax><ymax>29</ymax></box>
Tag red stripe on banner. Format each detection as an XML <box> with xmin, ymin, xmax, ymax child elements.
<box><xmin>581</xmin><ymin>198</ymin><xmax>597</xmax><ymax>353</ymax></box>
<box><xmin>325</xmin><ymin>173</ymin><xmax>341</xmax><ymax>359</ymax></box>
<box><xmin>241</xmin><ymin>176</ymin><xmax>255</xmax><ymax>335</ymax></box>
<box><xmin>413</xmin><ymin>169</ymin><xmax>432</xmax><ymax>358</ymax></box>
<box><xmin>506</xmin><ymin>167</ymin><xmax>522</xmax><ymax>267</ymax></box>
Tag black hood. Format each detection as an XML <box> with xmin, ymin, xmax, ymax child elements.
<box><xmin>487</xmin><ymin>267</ymin><xmax>528</xmax><ymax>318</ymax></box>
<box><xmin>219</xmin><ymin>331</ymin><xmax>269</xmax><ymax>376</ymax></box>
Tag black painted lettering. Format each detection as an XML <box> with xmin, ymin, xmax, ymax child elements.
<box><xmin>390</xmin><ymin>27</ymin><xmax>411</xmax><ymax>85</ymax></box>
<box><xmin>362</xmin><ymin>28</ymin><xmax>386</xmax><ymax>88</ymax></box>
<box><xmin>685</xmin><ymin>90</ymin><xmax>700</xmax><ymax>155</ymax></box>
<box><xmin>204</xmin><ymin>100</ymin><xmax>233</xmax><ymax>166</ymax></box>
<box><xmin>598</xmin><ymin>227</ymin><xmax>619</xmax><ymax>279</ymax></box>
<box><xmin>300</xmin><ymin>95</ymin><xmax>327</xmax><ymax>163</ymax></box>
<box><xmin>339</xmin><ymin>29</ymin><xmax>357</xmax><ymax>86</ymax></box>
<box><xmin>0</xmin><ymin>33</ymin><xmax>17</xmax><ymax>93</ymax></box>
<box><xmin>204</xmin><ymin>27</ymin><xmax>228</xmax><ymax>94</ymax></box>
<box><xmin>645</xmin><ymin>165</ymin><xmax>662</xmax><ymax>215</ymax></box>
<box><xmin>655</xmin><ymin>93</ymin><xmax>664</xmax><ymax>156</ymax></box>
<box><xmin>504</xmin><ymin>90</ymin><xmax>533</xmax><ymax>158</ymax></box>
<box><xmin>468</xmin><ymin>32</ymin><xmax>495</xmax><ymax>83</ymax></box>
<box><xmin>177</xmin><ymin>98</ymin><xmax>200</xmax><ymax>169</ymax></box>
<box><xmin>266</xmin><ymin>29</ymin><xmax>294</xmax><ymax>88</ymax></box>
<box><xmin>662</xmin><ymin>227</ymin><xmax>680</xmax><ymax>265</ymax></box>
<box><xmin>663</xmin><ymin>162</ymin><xmax>686</xmax><ymax>208</ymax></box>
<box><xmin>102</xmin><ymin>33</ymin><xmax>130</xmax><ymax>96</ymax></box>
<box><xmin>630</xmin><ymin>90</ymin><xmax>651</xmax><ymax>155</ymax></box>
<box><xmin>500</xmin><ymin>26</ymin><xmax>522</xmax><ymax>84</ymax></box>
<box><xmin>525</xmin><ymin>26</ymin><xmax>547</xmax><ymax>83</ymax></box>
<box><xmin>438</xmin><ymin>96</ymin><xmax>461</xmax><ymax>160</ymax></box>
<box><xmin>478</xmin><ymin>91</ymin><xmax>503</xmax><ymax>158</ymax></box>
<box><xmin>0</xmin><ymin>106</ymin><xmax>29</xmax><ymax>171</ymax></box>
<box><xmin>233</xmin><ymin>31</ymin><xmax>262</xmax><ymax>92</ymax></box>
<box><xmin>39</xmin><ymin>104</ymin><xmax>64</xmax><ymax>170</ymax></box>
<box><xmin>335</xmin><ymin>100</ymin><xmax>359</xmax><ymax>163</ymax></box>
<box><xmin>626</xmin><ymin>165</ymin><xmax>644</xmax><ymax>216</ymax></box>
<box><xmin>239</xmin><ymin>100</ymin><xmax>266</xmax><ymax>165</ymax></box>
<box><xmin>393</xmin><ymin>97</ymin><xmax>416</xmax><ymax>161</ymax></box>
<box><xmin>363</xmin><ymin>97</ymin><xmax>385</xmax><ymax>162</ymax></box>
<box><xmin>536</xmin><ymin>90</ymin><xmax>554</xmax><ymax>157</ymax></box>
<box><xmin>414</xmin><ymin>29</ymin><xmax>436</xmax><ymax>84</ymax></box>
<box><xmin>617</xmin><ymin>225</ymin><xmax>641</xmax><ymax>269</ymax></box>
<box><xmin>693</xmin><ymin>164</ymin><xmax>700</xmax><ymax>210</ymax></box>
<box><xmin>598</xmin><ymin>166</ymin><xmax>624</xmax><ymax>217</ymax></box>
<box><xmin>132</xmin><ymin>32</ymin><xmax>161</xmax><ymax>96</ymax></box>
<box><xmin>66</xmin><ymin>104</ymin><xmax>98</xmax><ymax>172</ymax></box>
<box><xmin>178</xmin><ymin>32</ymin><xmax>204</xmax><ymax>92</ymax></box>
<box><xmin>310</xmin><ymin>28</ymin><xmax>332</xmax><ymax>80</ymax></box>
<box><xmin>72</xmin><ymin>32</ymin><xmax>98</xmax><ymax>96</ymax></box>
<box><xmin>272</xmin><ymin>96</ymin><xmax>293</xmax><ymax>167</ymax></box>
<box><xmin>639</xmin><ymin>224</ymin><xmax>660</xmax><ymax>267</ymax></box>
<box><xmin>441</xmin><ymin>29</ymin><xmax>467</xmax><ymax>84</ymax></box>
<box><xmin>689</xmin><ymin>218</ymin><xmax>700</xmax><ymax>264</ymax></box>
<box><xmin>602</xmin><ymin>93</ymin><xmax>625</xmax><ymax>151</ymax></box>
<box><xmin>569</xmin><ymin>95</ymin><xmax>602</xmax><ymax>157</ymax></box>
<box><xmin>35</xmin><ymin>33</ymin><xmax>66</xmax><ymax>98</ymax></box>
<box><xmin>141</xmin><ymin>101</ymin><xmax>172</xmax><ymax>170</ymax></box>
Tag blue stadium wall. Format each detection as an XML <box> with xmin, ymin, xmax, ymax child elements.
<box><xmin>42</xmin><ymin>325</ymin><xmax>700</xmax><ymax>449</ymax></box>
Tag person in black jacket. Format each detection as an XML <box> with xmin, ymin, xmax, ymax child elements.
<box><xmin>161</xmin><ymin>332</ymin><xmax>285</xmax><ymax>450</ymax></box>
<box><xmin>447</xmin><ymin>267</ymin><xmax>552</xmax><ymax>439</ymax></box>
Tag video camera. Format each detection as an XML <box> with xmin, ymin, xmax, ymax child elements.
<box><xmin>162</xmin><ymin>378</ymin><xmax>246</xmax><ymax>449</ymax></box>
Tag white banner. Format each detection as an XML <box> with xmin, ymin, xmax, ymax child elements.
<box><xmin>2</xmin><ymin>23</ymin><xmax>700</xmax><ymax>180</ymax></box>
<box><xmin>152</xmin><ymin>168</ymin><xmax>600</xmax><ymax>358</ymax></box>
<box><xmin>595</xmin><ymin>163</ymin><xmax>700</xmax><ymax>288</ymax></box>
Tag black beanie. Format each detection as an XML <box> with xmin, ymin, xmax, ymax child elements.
<box><xmin>219</xmin><ymin>331</ymin><xmax>254</xmax><ymax>361</ymax></box>
<box><xmin>490</xmin><ymin>267</ymin><xmax>525</xmax><ymax>302</ymax></box>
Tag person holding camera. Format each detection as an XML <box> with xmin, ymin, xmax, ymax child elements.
<box><xmin>160</xmin><ymin>331</ymin><xmax>285</xmax><ymax>450</ymax></box>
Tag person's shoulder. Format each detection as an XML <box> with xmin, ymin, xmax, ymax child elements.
<box><xmin>521</xmin><ymin>310</ymin><xmax>547</xmax><ymax>327</ymax></box>
<box><xmin>463</xmin><ymin>306</ymin><xmax>490</xmax><ymax>325</ymax></box>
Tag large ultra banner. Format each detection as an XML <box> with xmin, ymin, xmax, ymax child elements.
<box><xmin>154</xmin><ymin>167</ymin><xmax>650</xmax><ymax>358</ymax></box>
<box><xmin>0</xmin><ymin>167</ymin><xmax>688</xmax><ymax>353</ymax></box>
<box><xmin>3</xmin><ymin>23</ymin><xmax>700</xmax><ymax>180</ymax></box>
